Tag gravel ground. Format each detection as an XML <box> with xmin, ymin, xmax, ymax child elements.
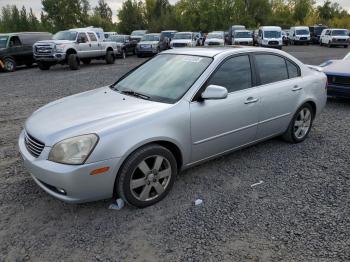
<box><xmin>1</xmin><ymin>45</ymin><xmax>350</xmax><ymax>262</ymax></box>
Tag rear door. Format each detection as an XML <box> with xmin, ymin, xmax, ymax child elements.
<box><xmin>190</xmin><ymin>54</ymin><xmax>260</xmax><ymax>162</ymax></box>
<box><xmin>253</xmin><ymin>53</ymin><xmax>303</xmax><ymax>139</ymax></box>
<box><xmin>87</xmin><ymin>32</ymin><xmax>101</xmax><ymax>57</ymax></box>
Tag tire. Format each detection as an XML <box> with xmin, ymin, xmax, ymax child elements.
<box><xmin>137</xmin><ymin>54</ymin><xmax>142</xmax><ymax>58</ymax></box>
<box><xmin>68</xmin><ymin>54</ymin><xmax>79</xmax><ymax>70</ymax></box>
<box><xmin>3</xmin><ymin>57</ymin><xmax>16</xmax><ymax>72</ymax></box>
<box><xmin>282</xmin><ymin>103</ymin><xmax>314</xmax><ymax>143</ymax></box>
<box><xmin>81</xmin><ymin>58</ymin><xmax>91</xmax><ymax>65</ymax></box>
<box><xmin>328</xmin><ymin>42</ymin><xmax>332</xmax><ymax>48</ymax></box>
<box><xmin>105</xmin><ymin>50</ymin><xmax>115</xmax><ymax>64</ymax></box>
<box><xmin>38</xmin><ymin>61</ymin><xmax>51</xmax><ymax>70</ymax></box>
<box><xmin>121</xmin><ymin>49</ymin><xmax>126</xmax><ymax>59</ymax></box>
<box><xmin>344</xmin><ymin>45</ymin><xmax>348</xmax><ymax>48</ymax></box>
<box><xmin>116</xmin><ymin>144</ymin><xmax>177</xmax><ymax>208</ymax></box>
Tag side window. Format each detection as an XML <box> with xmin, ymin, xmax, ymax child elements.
<box><xmin>286</xmin><ymin>60</ymin><xmax>300</xmax><ymax>78</ymax></box>
<box><xmin>88</xmin><ymin>32</ymin><xmax>97</xmax><ymax>42</ymax></box>
<box><xmin>9</xmin><ymin>36</ymin><xmax>21</xmax><ymax>47</ymax></box>
<box><xmin>255</xmin><ymin>54</ymin><xmax>288</xmax><ymax>85</ymax></box>
<box><xmin>78</xmin><ymin>32</ymin><xmax>87</xmax><ymax>42</ymax></box>
<box><xmin>207</xmin><ymin>55</ymin><xmax>252</xmax><ymax>93</ymax></box>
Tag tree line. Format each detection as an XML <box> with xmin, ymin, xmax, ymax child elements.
<box><xmin>0</xmin><ymin>0</ymin><xmax>349</xmax><ymax>34</ymax></box>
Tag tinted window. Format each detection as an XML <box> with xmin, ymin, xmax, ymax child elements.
<box><xmin>88</xmin><ymin>32</ymin><xmax>97</xmax><ymax>41</ymax></box>
<box><xmin>255</xmin><ymin>54</ymin><xmax>288</xmax><ymax>84</ymax></box>
<box><xmin>286</xmin><ymin>60</ymin><xmax>299</xmax><ymax>78</ymax></box>
<box><xmin>207</xmin><ymin>55</ymin><xmax>252</xmax><ymax>93</ymax></box>
<box><xmin>9</xmin><ymin>36</ymin><xmax>21</xmax><ymax>47</ymax></box>
<box><xmin>78</xmin><ymin>32</ymin><xmax>87</xmax><ymax>41</ymax></box>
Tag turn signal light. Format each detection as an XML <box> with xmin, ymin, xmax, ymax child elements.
<box><xmin>90</xmin><ymin>167</ymin><xmax>110</xmax><ymax>176</ymax></box>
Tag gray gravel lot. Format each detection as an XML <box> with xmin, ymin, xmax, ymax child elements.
<box><xmin>1</xmin><ymin>45</ymin><xmax>350</xmax><ymax>262</ymax></box>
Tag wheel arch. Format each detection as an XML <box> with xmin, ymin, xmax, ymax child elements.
<box><xmin>66</xmin><ymin>48</ymin><xmax>77</xmax><ymax>55</ymax></box>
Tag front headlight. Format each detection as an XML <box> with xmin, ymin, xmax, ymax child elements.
<box><xmin>48</xmin><ymin>134</ymin><xmax>99</xmax><ymax>165</ymax></box>
<box><xmin>55</xmin><ymin>44</ymin><xmax>65</xmax><ymax>52</ymax></box>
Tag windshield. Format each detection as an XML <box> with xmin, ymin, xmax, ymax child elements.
<box><xmin>207</xmin><ymin>33</ymin><xmax>223</xmax><ymax>39</ymax></box>
<box><xmin>53</xmin><ymin>31</ymin><xmax>77</xmax><ymax>41</ymax></box>
<box><xmin>0</xmin><ymin>36</ymin><xmax>8</xmax><ymax>48</ymax></box>
<box><xmin>110</xmin><ymin>36</ymin><xmax>125</xmax><ymax>43</ymax></box>
<box><xmin>296</xmin><ymin>29</ymin><xmax>309</xmax><ymax>35</ymax></box>
<box><xmin>332</xmin><ymin>30</ymin><xmax>348</xmax><ymax>36</ymax></box>
<box><xmin>141</xmin><ymin>35</ymin><xmax>160</xmax><ymax>41</ymax></box>
<box><xmin>113</xmin><ymin>54</ymin><xmax>212</xmax><ymax>103</ymax></box>
<box><xmin>162</xmin><ymin>32</ymin><xmax>176</xmax><ymax>38</ymax></box>
<box><xmin>174</xmin><ymin>33</ymin><xmax>192</xmax><ymax>40</ymax></box>
<box><xmin>344</xmin><ymin>52</ymin><xmax>350</xmax><ymax>60</ymax></box>
<box><xmin>131</xmin><ymin>31</ymin><xmax>146</xmax><ymax>36</ymax></box>
<box><xmin>264</xmin><ymin>31</ymin><xmax>281</xmax><ymax>38</ymax></box>
<box><xmin>234</xmin><ymin>31</ymin><xmax>252</xmax><ymax>38</ymax></box>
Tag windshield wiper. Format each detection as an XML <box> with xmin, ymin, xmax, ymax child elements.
<box><xmin>120</xmin><ymin>90</ymin><xmax>150</xmax><ymax>100</ymax></box>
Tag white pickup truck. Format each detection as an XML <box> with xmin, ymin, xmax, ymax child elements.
<box><xmin>33</xmin><ymin>27</ymin><xmax>120</xmax><ymax>70</ymax></box>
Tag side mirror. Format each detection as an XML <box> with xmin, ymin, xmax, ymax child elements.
<box><xmin>201</xmin><ymin>85</ymin><xmax>228</xmax><ymax>100</ymax></box>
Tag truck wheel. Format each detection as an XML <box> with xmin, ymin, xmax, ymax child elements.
<box><xmin>106</xmin><ymin>50</ymin><xmax>115</xmax><ymax>64</ymax></box>
<box><xmin>68</xmin><ymin>54</ymin><xmax>80</xmax><ymax>70</ymax></box>
<box><xmin>81</xmin><ymin>58</ymin><xmax>91</xmax><ymax>65</ymax></box>
<box><xmin>38</xmin><ymin>62</ymin><xmax>51</xmax><ymax>70</ymax></box>
<box><xmin>3</xmin><ymin>57</ymin><xmax>16</xmax><ymax>72</ymax></box>
<box><xmin>121</xmin><ymin>49</ymin><xmax>126</xmax><ymax>59</ymax></box>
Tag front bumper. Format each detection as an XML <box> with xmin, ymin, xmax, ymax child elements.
<box><xmin>136</xmin><ymin>48</ymin><xmax>158</xmax><ymax>54</ymax></box>
<box><xmin>327</xmin><ymin>84</ymin><xmax>350</xmax><ymax>98</ymax></box>
<box><xmin>18</xmin><ymin>130</ymin><xmax>120</xmax><ymax>203</ymax></box>
<box><xmin>34</xmin><ymin>53</ymin><xmax>66</xmax><ymax>62</ymax></box>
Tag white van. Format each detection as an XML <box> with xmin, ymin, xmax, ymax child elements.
<box><xmin>257</xmin><ymin>26</ymin><xmax>283</xmax><ymax>49</ymax></box>
<box><xmin>320</xmin><ymin>28</ymin><xmax>349</xmax><ymax>48</ymax></box>
<box><xmin>289</xmin><ymin>26</ymin><xmax>310</xmax><ymax>45</ymax></box>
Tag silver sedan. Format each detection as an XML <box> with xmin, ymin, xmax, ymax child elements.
<box><xmin>19</xmin><ymin>47</ymin><xmax>327</xmax><ymax>207</ymax></box>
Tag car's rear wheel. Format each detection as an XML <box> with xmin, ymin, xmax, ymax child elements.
<box><xmin>106</xmin><ymin>50</ymin><xmax>115</xmax><ymax>64</ymax></box>
<box><xmin>68</xmin><ymin>54</ymin><xmax>80</xmax><ymax>70</ymax></box>
<box><xmin>38</xmin><ymin>61</ymin><xmax>51</xmax><ymax>70</ymax></box>
<box><xmin>282</xmin><ymin>104</ymin><xmax>314</xmax><ymax>143</ymax></box>
<box><xmin>116</xmin><ymin>144</ymin><xmax>177</xmax><ymax>208</ymax></box>
<box><xmin>3</xmin><ymin>57</ymin><xmax>16</xmax><ymax>72</ymax></box>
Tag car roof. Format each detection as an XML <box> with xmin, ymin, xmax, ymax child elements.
<box><xmin>175</xmin><ymin>32</ymin><xmax>193</xmax><ymax>34</ymax></box>
<box><xmin>260</xmin><ymin>26</ymin><xmax>281</xmax><ymax>30</ymax></box>
<box><xmin>162</xmin><ymin>46</ymin><xmax>277</xmax><ymax>58</ymax></box>
<box><xmin>145</xmin><ymin>33</ymin><xmax>160</xmax><ymax>36</ymax></box>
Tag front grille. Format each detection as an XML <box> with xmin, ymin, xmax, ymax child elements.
<box><xmin>24</xmin><ymin>132</ymin><xmax>45</xmax><ymax>157</ymax></box>
<box><xmin>327</xmin><ymin>75</ymin><xmax>350</xmax><ymax>87</ymax></box>
<box><xmin>35</xmin><ymin>45</ymin><xmax>53</xmax><ymax>55</ymax></box>
<box><xmin>208</xmin><ymin>42</ymin><xmax>221</xmax><ymax>46</ymax></box>
<box><xmin>300</xmin><ymin>37</ymin><xmax>307</xmax><ymax>40</ymax></box>
<box><xmin>334</xmin><ymin>39</ymin><xmax>346</xmax><ymax>42</ymax></box>
<box><xmin>239</xmin><ymin>42</ymin><xmax>249</xmax><ymax>45</ymax></box>
<box><xmin>268</xmin><ymin>41</ymin><xmax>278</xmax><ymax>45</ymax></box>
<box><xmin>173</xmin><ymin>43</ymin><xmax>187</xmax><ymax>47</ymax></box>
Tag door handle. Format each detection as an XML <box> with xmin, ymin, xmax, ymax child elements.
<box><xmin>244</xmin><ymin>97</ymin><xmax>259</xmax><ymax>104</ymax></box>
<box><xmin>292</xmin><ymin>85</ymin><xmax>303</xmax><ymax>91</ymax></box>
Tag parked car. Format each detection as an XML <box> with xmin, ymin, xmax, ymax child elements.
<box><xmin>227</xmin><ymin>25</ymin><xmax>246</xmax><ymax>45</ymax></box>
<box><xmin>19</xmin><ymin>47</ymin><xmax>327</xmax><ymax>207</ymax></box>
<box><xmin>309</xmin><ymin>24</ymin><xmax>327</xmax><ymax>44</ymax></box>
<box><xmin>282</xmin><ymin>31</ymin><xmax>289</xmax><ymax>45</ymax></box>
<box><xmin>257</xmin><ymin>26</ymin><xmax>283</xmax><ymax>49</ymax></box>
<box><xmin>204</xmin><ymin>31</ymin><xmax>225</xmax><ymax>46</ymax></box>
<box><xmin>252</xmin><ymin>29</ymin><xmax>259</xmax><ymax>46</ymax></box>
<box><xmin>130</xmin><ymin>30</ymin><xmax>149</xmax><ymax>42</ymax></box>
<box><xmin>0</xmin><ymin>32</ymin><xmax>52</xmax><ymax>72</ymax></box>
<box><xmin>232</xmin><ymin>30</ymin><xmax>253</xmax><ymax>45</ymax></box>
<box><xmin>108</xmin><ymin>35</ymin><xmax>137</xmax><ymax>59</ymax></box>
<box><xmin>170</xmin><ymin>32</ymin><xmax>197</xmax><ymax>48</ymax></box>
<box><xmin>33</xmin><ymin>28</ymin><xmax>117</xmax><ymax>70</ymax></box>
<box><xmin>104</xmin><ymin>32</ymin><xmax>118</xmax><ymax>39</ymax></box>
<box><xmin>289</xmin><ymin>26</ymin><xmax>310</xmax><ymax>45</ymax></box>
<box><xmin>136</xmin><ymin>33</ymin><xmax>167</xmax><ymax>57</ymax></box>
<box><xmin>160</xmin><ymin>30</ymin><xmax>178</xmax><ymax>48</ymax></box>
<box><xmin>320</xmin><ymin>28</ymin><xmax>349</xmax><ymax>48</ymax></box>
<box><xmin>320</xmin><ymin>52</ymin><xmax>350</xmax><ymax>98</ymax></box>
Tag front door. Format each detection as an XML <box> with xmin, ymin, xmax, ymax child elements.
<box><xmin>77</xmin><ymin>32</ymin><xmax>90</xmax><ymax>58</ymax></box>
<box><xmin>190</xmin><ymin>55</ymin><xmax>260</xmax><ymax>162</ymax></box>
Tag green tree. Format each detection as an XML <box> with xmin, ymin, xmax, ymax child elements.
<box><xmin>117</xmin><ymin>0</ymin><xmax>145</xmax><ymax>34</ymax></box>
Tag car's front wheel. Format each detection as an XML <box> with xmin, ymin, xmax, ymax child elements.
<box><xmin>282</xmin><ymin>104</ymin><xmax>314</xmax><ymax>143</ymax></box>
<box><xmin>116</xmin><ymin>144</ymin><xmax>177</xmax><ymax>208</ymax></box>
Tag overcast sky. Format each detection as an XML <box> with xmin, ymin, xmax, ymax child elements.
<box><xmin>0</xmin><ymin>0</ymin><xmax>349</xmax><ymax>22</ymax></box>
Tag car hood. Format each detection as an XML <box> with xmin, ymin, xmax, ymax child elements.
<box><xmin>331</xmin><ymin>36</ymin><xmax>349</xmax><ymax>40</ymax></box>
<box><xmin>25</xmin><ymin>86</ymin><xmax>171</xmax><ymax>146</ymax></box>
<box><xmin>234</xmin><ymin>38</ymin><xmax>253</xmax><ymax>42</ymax></box>
<box><xmin>35</xmin><ymin>40</ymin><xmax>75</xmax><ymax>45</ymax></box>
<box><xmin>139</xmin><ymin>41</ymin><xmax>158</xmax><ymax>45</ymax></box>
<box><xmin>205</xmin><ymin>38</ymin><xmax>224</xmax><ymax>43</ymax></box>
<box><xmin>321</xmin><ymin>60</ymin><xmax>350</xmax><ymax>76</ymax></box>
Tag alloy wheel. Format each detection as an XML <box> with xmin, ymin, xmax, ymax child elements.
<box><xmin>294</xmin><ymin>108</ymin><xmax>312</xmax><ymax>139</ymax></box>
<box><xmin>130</xmin><ymin>155</ymin><xmax>172</xmax><ymax>202</ymax></box>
